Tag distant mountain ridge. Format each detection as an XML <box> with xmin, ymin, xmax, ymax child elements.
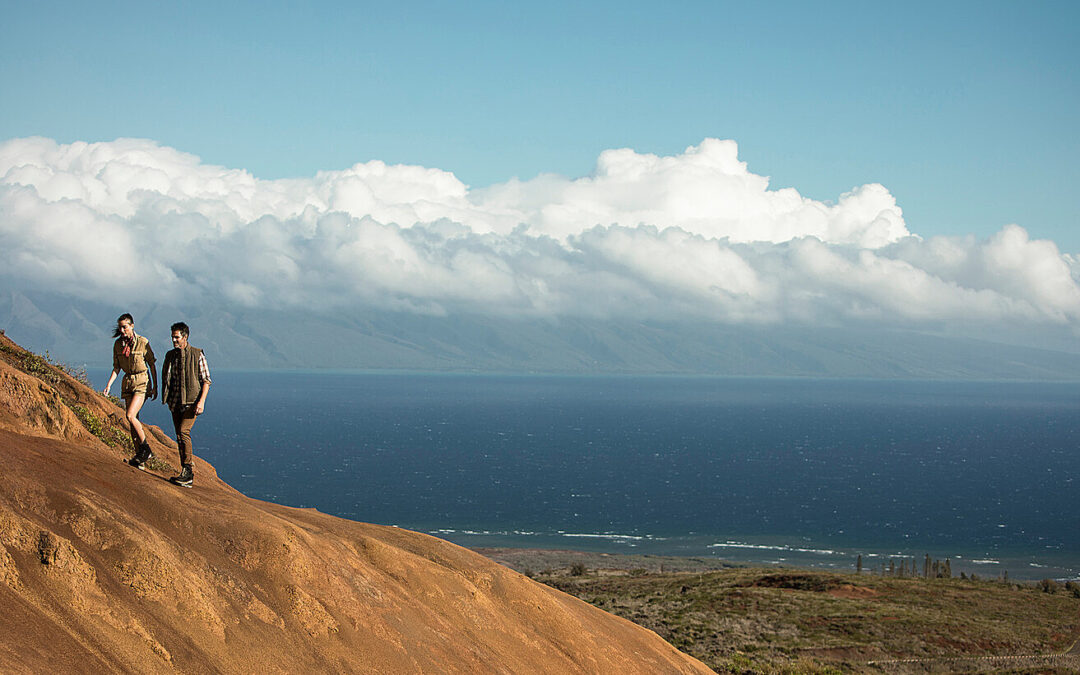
<box><xmin>4</xmin><ymin>289</ymin><xmax>1080</xmax><ymax>379</ymax></box>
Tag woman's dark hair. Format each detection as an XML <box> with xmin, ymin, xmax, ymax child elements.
<box><xmin>112</xmin><ymin>313</ymin><xmax>135</xmax><ymax>338</ymax></box>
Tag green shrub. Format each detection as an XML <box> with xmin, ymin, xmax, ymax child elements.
<box><xmin>725</xmin><ymin>652</ymin><xmax>754</xmax><ymax>673</ymax></box>
<box><xmin>21</xmin><ymin>351</ymin><xmax>59</xmax><ymax>382</ymax></box>
<box><xmin>72</xmin><ymin>405</ymin><xmax>102</xmax><ymax>437</ymax></box>
<box><xmin>56</xmin><ymin>361</ymin><xmax>90</xmax><ymax>386</ymax></box>
<box><xmin>1</xmin><ymin>345</ymin><xmax>84</xmax><ymax>386</ymax></box>
<box><xmin>72</xmin><ymin>405</ymin><xmax>133</xmax><ymax>450</ymax></box>
<box><xmin>1065</xmin><ymin>581</ymin><xmax>1080</xmax><ymax>599</ymax></box>
<box><xmin>1039</xmin><ymin>578</ymin><xmax>1059</xmax><ymax>594</ymax></box>
<box><xmin>147</xmin><ymin>456</ymin><xmax>173</xmax><ymax>472</ymax></box>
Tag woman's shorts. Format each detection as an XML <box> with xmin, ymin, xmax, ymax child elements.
<box><xmin>121</xmin><ymin>370</ymin><xmax>150</xmax><ymax>398</ymax></box>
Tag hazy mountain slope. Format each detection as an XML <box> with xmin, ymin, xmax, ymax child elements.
<box><xmin>5</xmin><ymin>289</ymin><xmax>1080</xmax><ymax>378</ymax></box>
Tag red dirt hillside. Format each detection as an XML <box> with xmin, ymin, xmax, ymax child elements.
<box><xmin>0</xmin><ymin>331</ymin><xmax>712</xmax><ymax>674</ymax></box>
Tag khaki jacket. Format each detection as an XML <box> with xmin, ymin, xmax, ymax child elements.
<box><xmin>113</xmin><ymin>334</ymin><xmax>155</xmax><ymax>396</ymax></box>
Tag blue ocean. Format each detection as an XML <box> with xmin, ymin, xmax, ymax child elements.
<box><xmin>128</xmin><ymin>372</ymin><xmax>1079</xmax><ymax>580</ymax></box>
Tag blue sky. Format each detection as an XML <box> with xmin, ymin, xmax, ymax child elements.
<box><xmin>3</xmin><ymin>1</ymin><xmax>1077</xmax><ymax>250</ymax></box>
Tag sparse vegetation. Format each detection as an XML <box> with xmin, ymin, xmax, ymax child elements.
<box><xmin>55</xmin><ymin>359</ymin><xmax>91</xmax><ymax>387</ymax></box>
<box><xmin>532</xmin><ymin>565</ymin><xmax>1080</xmax><ymax>674</ymax></box>
<box><xmin>71</xmin><ymin>404</ymin><xmax>132</xmax><ymax>450</ymax></box>
<box><xmin>0</xmin><ymin>343</ymin><xmax>92</xmax><ymax>387</ymax></box>
<box><xmin>0</xmin><ymin>342</ymin><xmax>62</xmax><ymax>383</ymax></box>
<box><xmin>145</xmin><ymin>456</ymin><xmax>173</xmax><ymax>473</ymax></box>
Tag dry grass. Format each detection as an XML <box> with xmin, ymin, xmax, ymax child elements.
<box><xmin>538</xmin><ymin>566</ymin><xmax>1080</xmax><ymax>673</ymax></box>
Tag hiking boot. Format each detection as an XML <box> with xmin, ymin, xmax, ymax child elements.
<box><xmin>128</xmin><ymin>442</ymin><xmax>153</xmax><ymax>469</ymax></box>
<box><xmin>169</xmin><ymin>464</ymin><xmax>194</xmax><ymax>488</ymax></box>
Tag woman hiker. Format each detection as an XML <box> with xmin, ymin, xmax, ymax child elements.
<box><xmin>102</xmin><ymin>313</ymin><xmax>158</xmax><ymax>468</ymax></box>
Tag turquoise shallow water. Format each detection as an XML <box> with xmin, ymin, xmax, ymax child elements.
<box><xmin>122</xmin><ymin>371</ymin><xmax>1080</xmax><ymax>580</ymax></box>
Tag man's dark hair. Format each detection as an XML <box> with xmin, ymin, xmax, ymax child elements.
<box><xmin>170</xmin><ymin>322</ymin><xmax>190</xmax><ymax>338</ymax></box>
<box><xmin>112</xmin><ymin>313</ymin><xmax>135</xmax><ymax>338</ymax></box>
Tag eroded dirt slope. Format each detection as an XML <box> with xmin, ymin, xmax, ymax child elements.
<box><xmin>0</xmin><ymin>332</ymin><xmax>712</xmax><ymax>674</ymax></box>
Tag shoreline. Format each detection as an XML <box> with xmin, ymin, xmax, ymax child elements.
<box><xmin>473</xmin><ymin>548</ymin><xmax>741</xmax><ymax>576</ymax></box>
<box><xmin>457</xmin><ymin>537</ymin><xmax>1080</xmax><ymax>582</ymax></box>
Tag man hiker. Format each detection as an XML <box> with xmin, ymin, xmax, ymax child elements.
<box><xmin>161</xmin><ymin>322</ymin><xmax>211</xmax><ymax>487</ymax></box>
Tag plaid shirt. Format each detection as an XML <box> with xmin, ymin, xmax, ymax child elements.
<box><xmin>164</xmin><ymin>347</ymin><xmax>211</xmax><ymax>410</ymax></box>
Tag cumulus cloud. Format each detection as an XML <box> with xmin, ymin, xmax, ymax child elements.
<box><xmin>474</xmin><ymin>140</ymin><xmax>909</xmax><ymax>247</ymax></box>
<box><xmin>1</xmin><ymin>136</ymin><xmax>1078</xmax><ymax>332</ymax></box>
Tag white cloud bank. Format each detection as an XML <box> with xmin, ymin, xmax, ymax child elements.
<box><xmin>1</xmin><ymin>136</ymin><xmax>1078</xmax><ymax>331</ymax></box>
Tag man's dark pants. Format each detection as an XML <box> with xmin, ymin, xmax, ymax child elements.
<box><xmin>171</xmin><ymin>406</ymin><xmax>198</xmax><ymax>466</ymax></box>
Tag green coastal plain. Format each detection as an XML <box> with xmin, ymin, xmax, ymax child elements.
<box><xmin>481</xmin><ymin>549</ymin><xmax>1080</xmax><ymax>674</ymax></box>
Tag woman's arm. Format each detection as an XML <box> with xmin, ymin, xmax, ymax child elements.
<box><xmin>105</xmin><ymin>339</ymin><xmax>122</xmax><ymax>396</ymax></box>
<box><xmin>103</xmin><ymin>368</ymin><xmax>120</xmax><ymax>396</ymax></box>
<box><xmin>145</xmin><ymin>341</ymin><xmax>158</xmax><ymax>400</ymax></box>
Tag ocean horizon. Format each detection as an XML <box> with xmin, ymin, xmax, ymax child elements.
<box><xmin>113</xmin><ymin>370</ymin><xmax>1079</xmax><ymax>581</ymax></box>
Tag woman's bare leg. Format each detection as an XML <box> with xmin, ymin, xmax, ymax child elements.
<box><xmin>125</xmin><ymin>393</ymin><xmax>147</xmax><ymax>446</ymax></box>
